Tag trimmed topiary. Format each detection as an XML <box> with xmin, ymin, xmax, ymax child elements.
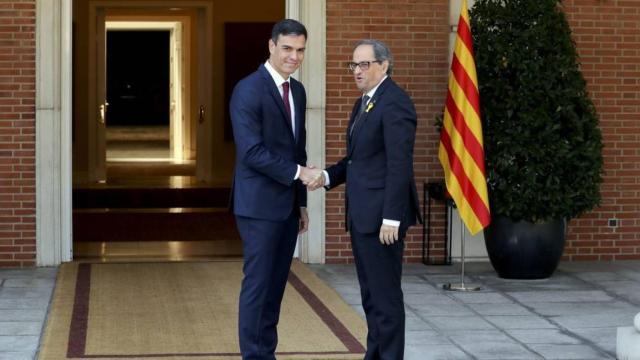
<box><xmin>470</xmin><ymin>0</ymin><xmax>604</xmax><ymax>223</ymax></box>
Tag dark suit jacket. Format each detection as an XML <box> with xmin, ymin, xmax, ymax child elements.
<box><xmin>326</xmin><ymin>77</ymin><xmax>421</xmax><ymax>234</ymax></box>
<box><xmin>230</xmin><ymin>64</ymin><xmax>307</xmax><ymax>221</ymax></box>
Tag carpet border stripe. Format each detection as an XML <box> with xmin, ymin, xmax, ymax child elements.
<box><xmin>66</xmin><ymin>262</ymin><xmax>365</xmax><ymax>358</ymax></box>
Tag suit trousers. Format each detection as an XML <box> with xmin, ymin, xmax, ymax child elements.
<box><xmin>350</xmin><ymin>226</ymin><xmax>406</xmax><ymax>360</ymax></box>
<box><xmin>236</xmin><ymin>211</ymin><xmax>299</xmax><ymax>360</ymax></box>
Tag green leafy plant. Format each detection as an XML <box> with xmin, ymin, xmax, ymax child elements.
<box><xmin>470</xmin><ymin>0</ymin><xmax>603</xmax><ymax>223</ymax></box>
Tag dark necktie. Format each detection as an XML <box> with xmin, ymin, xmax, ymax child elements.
<box><xmin>282</xmin><ymin>81</ymin><xmax>295</xmax><ymax>138</ymax></box>
<box><xmin>282</xmin><ymin>81</ymin><xmax>292</xmax><ymax>121</ymax></box>
<box><xmin>350</xmin><ymin>95</ymin><xmax>370</xmax><ymax>137</ymax></box>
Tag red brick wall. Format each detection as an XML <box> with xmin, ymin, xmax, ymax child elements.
<box><xmin>562</xmin><ymin>1</ymin><xmax>640</xmax><ymax>260</ymax></box>
<box><xmin>0</xmin><ymin>0</ymin><xmax>36</xmax><ymax>267</ymax></box>
<box><xmin>325</xmin><ymin>0</ymin><xmax>640</xmax><ymax>263</ymax></box>
<box><xmin>325</xmin><ymin>0</ymin><xmax>450</xmax><ymax>263</ymax></box>
<box><xmin>0</xmin><ymin>1</ymin><xmax>637</xmax><ymax>266</ymax></box>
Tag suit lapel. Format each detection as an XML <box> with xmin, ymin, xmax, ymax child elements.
<box><xmin>259</xmin><ymin>65</ymin><xmax>295</xmax><ymax>139</ymax></box>
<box><xmin>346</xmin><ymin>99</ymin><xmax>361</xmax><ymax>153</ymax></box>
<box><xmin>348</xmin><ymin>107</ymin><xmax>370</xmax><ymax>155</ymax></box>
<box><xmin>291</xmin><ymin>80</ymin><xmax>303</xmax><ymax>143</ymax></box>
<box><xmin>348</xmin><ymin>78</ymin><xmax>392</xmax><ymax>156</ymax></box>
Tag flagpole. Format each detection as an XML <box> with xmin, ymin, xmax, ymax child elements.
<box><xmin>438</xmin><ymin>0</ymin><xmax>490</xmax><ymax>291</ymax></box>
<box><xmin>443</xmin><ymin>212</ymin><xmax>480</xmax><ymax>292</ymax></box>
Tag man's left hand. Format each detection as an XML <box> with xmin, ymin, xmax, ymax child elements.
<box><xmin>299</xmin><ymin>207</ymin><xmax>309</xmax><ymax>234</ymax></box>
<box><xmin>306</xmin><ymin>171</ymin><xmax>325</xmax><ymax>191</ymax></box>
<box><xmin>379</xmin><ymin>224</ymin><xmax>399</xmax><ymax>245</ymax></box>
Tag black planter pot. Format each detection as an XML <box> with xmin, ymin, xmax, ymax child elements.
<box><xmin>484</xmin><ymin>216</ymin><xmax>566</xmax><ymax>279</ymax></box>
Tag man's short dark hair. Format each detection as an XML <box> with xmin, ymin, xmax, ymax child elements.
<box><xmin>271</xmin><ymin>19</ymin><xmax>307</xmax><ymax>43</ymax></box>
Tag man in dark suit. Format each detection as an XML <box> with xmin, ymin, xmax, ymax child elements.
<box><xmin>309</xmin><ymin>39</ymin><xmax>421</xmax><ymax>360</ymax></box>
<box><xmin>229</xmin><ymin>19</ymin><xmax>321</xmax><ymax>360</ymax></box>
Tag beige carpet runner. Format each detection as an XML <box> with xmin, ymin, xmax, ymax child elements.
<box><xmin>39</xmin><ymin>261</ymin><xmax>367</xmax><ymax>359</ymax></box>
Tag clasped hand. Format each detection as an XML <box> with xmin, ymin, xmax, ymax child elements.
<box><xmin>299</xmin><ymin>165</ymin><xmax>325</xmax><ymax>191</ymax></box>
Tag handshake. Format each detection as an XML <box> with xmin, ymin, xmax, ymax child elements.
<box><xmin>299</xmin><ymin>166</ymin><xmax>326</xmax><ymax>191</ymax></box>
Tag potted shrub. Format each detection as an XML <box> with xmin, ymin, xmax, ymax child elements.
<box><xmin>470</xmin><ymin>0</ymin><xmax>604</xmax><ymax>279</ymax></box>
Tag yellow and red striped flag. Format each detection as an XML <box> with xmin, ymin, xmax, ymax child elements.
<box><xmin>438</xmin><ymin>0</ymin><xmax>491</xmax><ymax>235</ymax></box>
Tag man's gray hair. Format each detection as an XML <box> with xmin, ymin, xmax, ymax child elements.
<box><xmin>354</xmin><ymin>39</ymin><xmax>394</xmax><ymax>75</ymax></box>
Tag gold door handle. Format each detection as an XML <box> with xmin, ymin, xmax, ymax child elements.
<box><xmin>100</xmin><ymin>104</ymin><xmax>106</xmax><ymax>124</ymax></box>
<box><xmin>199</xmin><ymin>105</ymin><xmax>205</xmax><ymax>124</ymax></box>
<box><xmin>98</xmin><ymin>102</ymin><xmax>109</xmax><ymax>124</ymax></box>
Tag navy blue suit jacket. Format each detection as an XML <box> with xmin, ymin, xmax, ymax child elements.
<box><xmin>230</xmin><ymin>64</ymin><xmax>307</xmax><ymax>221</ymax></box>
<box><xmin>326</xmin><ymin>77</ymin><xmax>421</xmax><ymax>234</ymax></box>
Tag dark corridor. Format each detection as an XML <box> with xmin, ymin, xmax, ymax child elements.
<box><xmin>106</xmin><ymin>30</ymin><xmax>170</xmax><ymax>127</ymax></box>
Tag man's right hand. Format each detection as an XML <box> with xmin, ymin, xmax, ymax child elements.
<box><xmin>299</xmin><ymin>166</ymin><xmax>323</xmax><ymax>188</ymax></box>
<box><xmin>306</xmin><ymin>171</ymin><xmax>325</xmax><ymax>191</ymax></box>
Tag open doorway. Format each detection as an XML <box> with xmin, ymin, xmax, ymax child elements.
<box><xmin>104</xmin><ymin>21</ymin><xmax>192</xmax><ymax>178</ymax></box>
<box><xmin>72</xmin><ymin>1</ymin><xmax>285</xmax><ymax>261</ymax></box>
<box><xmin>106</xmin><ymin>29</ymin><xmax>171</xmax><ymax>161</ymax></box>
<box><xmin>41</xmin><ymin>0</ymin><xmax>325</xmax><ymax>265</ymax></box>
<box><xmin>83</xmin><ymin>7</ymin><xmax>204</xmax><ymax>182</ymax></box>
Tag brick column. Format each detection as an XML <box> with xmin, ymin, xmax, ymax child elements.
<box><xmin>0</xmin><ymin>1</ymin><xmax>36</xmax><ymax>267</ymax></box>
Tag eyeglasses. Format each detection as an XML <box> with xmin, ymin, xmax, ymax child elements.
<box><xmin>348</xmin><ymin>60</ymin><xmax>382</xmax><ymax>72</ymax></box>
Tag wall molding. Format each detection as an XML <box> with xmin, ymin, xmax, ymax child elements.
<box><xmin>35</xmin><ymin>0</ymin><xmax>73</xmax><ymax>265</ymax></box>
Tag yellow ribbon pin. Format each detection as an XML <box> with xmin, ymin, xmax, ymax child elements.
<box><xmin>365</xmin><ymin>101</ymin><xmax>375</xmax><ymax>113</ymax></box>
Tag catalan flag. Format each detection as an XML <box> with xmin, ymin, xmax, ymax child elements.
<box><xmin>438</xmin><ymin>0</ymin><xmax>491</xmax><ymax>235</ymax></box>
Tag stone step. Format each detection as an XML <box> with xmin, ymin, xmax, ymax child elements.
<box><xmin>73</xmin><ymin>187</ymin><xmax>231</xmax><ymax>208</ymax></box>
<box><xmin>73</xmin><ymin>208</ymin><xmax>240</xmax><ymax>244</ymax></box>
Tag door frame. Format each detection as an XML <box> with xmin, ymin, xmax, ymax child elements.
<box><xmin>290</xmin><ymin>0</ymin><xmax>326</xmax><ymax>264</ymax></box>
<box><xmin>104</xmin><ymin>20</ymin><xmax>188</xmax><ymax>161</ymax></box>
<box><xmin>36</xmin><ymin>0</ymin><xmax>327</xmax><ymax>265</ymax></box>
<box><xmin>88</xmin><ymin>2</ymin><xmax>208</xmax><ymax>181</ymax></box>
<box><xmin>194</xmin><ymin>6</ymin><xmax>213</xmax><ymax>181</ymax></box>
<box><xmin>90</xmin><ymin>7</ymin><xmax>107</xmax><ymax>181</ymax></box>
<box><xmin>36</xmin><ymin>0</ymin><xmax>73</xmax><ymax>265</ymax></box>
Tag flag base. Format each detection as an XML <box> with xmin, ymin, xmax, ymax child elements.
<box><xmin>442</xmin><ymin>215</ymin><xmax>482</xmax><ymax>292</ymax></box>
<box><xmin>442</xmin><ymin>283</ymin><xmax>481</xmax><ymax>292</ymax></box>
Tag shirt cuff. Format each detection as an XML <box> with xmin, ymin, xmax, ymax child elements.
<box><xmin>322</xmin><ymin>170</ymin><xmax>330</xmax><ymax>187</ymax></box>
<box><xmin>383</xmin><ymin>219</ymin><xmax>400</xmax><ymax>227</ymax></box>
<box><xmin>294</xmin><ymin>165</ymin><xmax>301</xmax><ymax>180</ymax></box>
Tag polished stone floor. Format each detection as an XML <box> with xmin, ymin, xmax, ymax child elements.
<box><xmin>1</xmin><ymin>260</ymin><xmax>639</xmax><ymax>359</ymax></box>
<box><xmin>310</xmin><ymin>261</ymin><xmax>640</xmax><ymax>359</ymax></box>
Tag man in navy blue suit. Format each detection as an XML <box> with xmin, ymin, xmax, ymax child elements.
<box><xmin>309</xmin><ymin>39</ymin><xmax>421</xmax><ymax>360</ymax></box>
<box><xmin>229</xmin><ymin>19</ymin><xmax>321</xmax><ymax>360</ymax></box>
